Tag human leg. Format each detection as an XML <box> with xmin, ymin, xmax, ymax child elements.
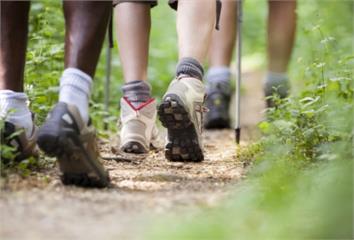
<box><xmin>159</xmin><ymin>0</ymin><xmax>216</xmax><ymax>161</ymax></box>
<box><xmin>114</xmin><ymin>1</ymin><xmax>159</xmax><ymax>154</ymax></box>
<box><xmin>59</xmin><ymin>0</ymin><xmax>112</xmax><ymax>123</ymax></box>
<box><xmin>205</xmin><ymin>0</ymin><xmax>237</xmax><ymax>128</ymax></box>
<box><xmin>37</xmin><ymin>1</ymin><xmax>112</xmax><ymax>187</ymax></box>
<box><xmin>0</xmin><ymin>1</ymin><xmax>38</xmax><ymax>161</ymax></box>
<box><xmin>265</xmin><ymin>0</ymin><xmax>297</xmax><ymax>106</ymax></box>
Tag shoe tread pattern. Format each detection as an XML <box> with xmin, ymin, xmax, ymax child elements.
<box><xmin>158</xmin><ymin>94</ymin><xmax>204</xmax><ymax>162</ymax></box>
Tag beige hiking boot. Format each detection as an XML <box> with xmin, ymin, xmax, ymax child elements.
<box><xmin>119</xmin><ymin>97</ymin><xmax>160</xmax><ymax>154</ymax></box>
<box><xmin>158</xmin><ymin>75</ymin><xmax>206</xmax><ymax>162</ymax></box>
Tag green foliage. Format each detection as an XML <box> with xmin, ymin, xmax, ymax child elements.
<box><xmin>147</xmin><ymin>0</ymin><xmax>353</xmax><ymax>239</ymax></box>
<box><xmin>0</xmin><ymin>1</ymin><xmax>352</xmax><ymax>237</ymax></box>
<box><xmin>25</xmin><ymin>2</ymin><xmax>64</xmax><ymax>124</ymax></box>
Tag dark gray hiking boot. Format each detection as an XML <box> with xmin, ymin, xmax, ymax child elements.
<box><xmin>37</xmin><ymin>102</ymin><xmax>110</xmax><ymax>188</ymax></box>
<box><xmin>204</xmin><ymin>81</ymin><xmax>231</xmax><ymax>129</ymax></box>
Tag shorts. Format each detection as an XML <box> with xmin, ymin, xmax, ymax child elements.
<box><xmin>113</xmin><ymin>0</ymin><xmax>178</xmax><ymax>10</ymax></box>
<box><xmin>113</xmin><ymin>0</ymin><xmax>222</xmax><ymax>30</ymax></box>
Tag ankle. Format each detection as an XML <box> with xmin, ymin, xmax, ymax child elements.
<box><xmin>59</xmin><ymin>68</ymin><xmax>92</xmax><ymax>124</ymax></box>
<box><xmin>206</xmin><ymin>66</ymin><xmax>231</xmax><ymax>95</ymax></box>
<box><xmin>0</xmin><ymin>90</ymin><xmax>34</xmax><ymax>137</ymax></box>
<box><xmin>176</xmin><ymin>58</ymin><xmax>204</xmax><ymax>81</ymax></box>
<box><xmin>264</xmin><ymin>71</ymin><xmax>289</xmax><ymax>84</ymax></box>
<box><xmin>122</xmin><ymin>80</ymin><xmax>152</xmax><ymax>108</ymax></box>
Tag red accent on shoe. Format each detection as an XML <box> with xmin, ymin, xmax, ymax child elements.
<box><xmin>123</xmin><ymin>97</ymin><xmax>155</xmax><ymax>111</ymax></box>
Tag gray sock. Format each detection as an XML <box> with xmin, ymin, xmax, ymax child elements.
<box><xmin>122</xmin><ymin>80</ymin><xmax>151</xmax><ymax>107</ymax></box>
<box><xmin>264</xmin><ymin>72</ymin><xmax>290</xmax><ymax>97</ymax></box>
<box><xmin>176</xmin><ymin>57</ymin><xmax>204</xmax><ymax>81</ymax></box>
<box><xmin>206</xmin><ymin>66</ymin><xmax>231</xmax><ymax>95</ymax></box>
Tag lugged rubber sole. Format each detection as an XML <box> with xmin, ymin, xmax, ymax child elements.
<box><xmin>121</xmin><ymin>141</ymin><xmax>148</xmax><ymax>154</ymax></box>
<box><xmin>38</xmin><ymin>125</ymin><xmax>110</xmax><ymax>188</ymax></box>
<box><xmin>158</xmin><ymin>94</ymin><xmax>204</xmax><ymax>162</ymax></box>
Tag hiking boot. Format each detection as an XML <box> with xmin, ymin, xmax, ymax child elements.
<box><xmin>158</xmin><ymin>76</ymin><xmax>206</xmax><ymax>162</ymax></box>
<box><xmin>264</xmin><ymin>78</ymin><xmax>290</xmax><ymax>108</ymax></box>
<box><xmin>37</xmin><ymin>102</ymin><xmax>110</xmax><ymax>188</ymax></box>
<box><xmin>1</xmin><ymin>120</ymin><xmax>38</xmax><ymax>163</ymax></box>
<box><xmin>119</xmin><ymin>97</ymin><xmax>160</xmax><ymax>154</ymax></box>
<box><xmin>204</xmin><ymin>82</ymin><xmax>231</xmax><ymax>129</ymax></box>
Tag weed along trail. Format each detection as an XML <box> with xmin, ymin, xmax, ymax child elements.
<box><xmin>0</xmin><ymin>71</ymin><xmax>264</xmax><ymax>239</ymax></box>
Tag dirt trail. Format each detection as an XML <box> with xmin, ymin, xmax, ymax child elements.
<box><xmin>0</xmin><ymin>71</ymin><xmax>265</xmax><ymax>240</ymax></box>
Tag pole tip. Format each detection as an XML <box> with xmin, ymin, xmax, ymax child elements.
<box><xmin>235</xmin><ymin>128</ymin><xmax>241</xmax><ymax>144</ymax></box>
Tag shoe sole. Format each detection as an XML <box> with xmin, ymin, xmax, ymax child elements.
<box><xmin>121</xmin><ymin>141</ymin><xmax>148</xmax><ymax>154</ymax></box>
<box><xmin>158</xmin><ymin>94</ymin><xmax>204</xmax><ymax>162</ymax></box>
<box><xmin>38</xmin><ymin>125</ymin><xmax>110</xmax><ymax>188</ymax></box>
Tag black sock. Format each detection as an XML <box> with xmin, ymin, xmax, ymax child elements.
<box><xmin>176</xmin><ymin>57</ymin><xmax>204</xmax><ymax>81</ymax></box>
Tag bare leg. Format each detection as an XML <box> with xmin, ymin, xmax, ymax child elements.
<box><xmin>0</xmin><ymin>1</ymin><xmax>30</xmax><ymax>91</ymax></box>
<box><xmin>113</xmin><ymin>2</ymin><xmax>153</xmax><ymax>155</ymax></box>
<box><xmin>208</xmin><ymin>0</ymin><xmax>237</xmax><ymax>67</ymax></box>
<box><xmin>157</xmin><ymin>0</ymin><xmax>216</xmax><ymax>162</ymax></box>
<box><xmin>267</xmin><ymin>0</ymin><xmax>297</xmax><ymax>73</ymax></box>
<box><xmin>63</xmin><ymin>1</ymin><xmax>111</xmax><ymax>78</ymax></box>
<box><xmin>204</xmin><ymin>0</ymin><xmax>235</xmax><ymax>129</ymax></box>
<box><xmin>177</xmin><ymin>0</ymin><xmax>216</xmax><ymax>63</ymax></box>
<box><xmin>115</xmin><ymin>3</ymin><xmax>151</xmax><ymax>83</ymax></box>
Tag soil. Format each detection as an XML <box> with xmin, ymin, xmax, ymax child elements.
<box><xmin>0</xmin><ymin>71</ymin><xmax>265</xmax><ymax>240</ymax></box>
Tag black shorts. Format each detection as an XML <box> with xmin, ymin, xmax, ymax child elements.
<box><xmin>113</xmin><ymin>0</ymin><xmax>178</xmax><ymax>10</ymax></box>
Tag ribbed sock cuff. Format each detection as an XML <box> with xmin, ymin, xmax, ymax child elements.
<box><xmin>0</xmin><ymin>90</ymin><xmax>33</xmax><ymax>137</ymax></box>
<box><xmin>264</xmin><ymin>72</ymin><xmax>288</xmax><ymax>84</ymax></box>
<box><xmin>206</xmin><ymin>66</ymin><xmax>231</xmax><ymax>83</ymax></box>
<box><xmin>122</xmin><ymin>80</ymin><xmax>152</xmax><ymax>106</ymax></box>
<box><xmin>60</xmin><ymin>68</ymin><xmax>92</xmax><ymax>98</ymax></box>
<box><xmin>205</xmin><ymin>66</ymin><xmax>231</xmax><ymax>95</ymax></box>
<box><xmin>0</xmin><ymin>90</ymin><xmax>28</xmax><ymax>101</ymax></box>
<box><xmin>176</xmin><ymin>57</ymin><xmax>204</xmax><ymax>81</ymax></box>
<box><xmin>0</xmin><ymin>90</ymin><xmax>29</xmax><ymax>117</ymax></box>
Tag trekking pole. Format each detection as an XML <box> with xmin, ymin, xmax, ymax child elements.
<box><xmin>104</xmin><ymin>36</ymin><xmax>111</xmax><ymax>130</ymax></box>
<box><xmin>104</xmin><ymin>13</ymin><xmax>113</xmax><ymax>130</ymax></box>
<box><xmin>235</xmin><ymin>0</ymin><xmax>243</xmax><ymax>144</ymax></box>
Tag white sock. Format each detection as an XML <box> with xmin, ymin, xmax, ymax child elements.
<box><xmin>0</xmin><ymin>90</ymin><xmax>33</xmax><ymax>138</ymax></box>
<box><xmin>59</xmin><ymin>68</ymin><xmax>92</xmax><ymax>124</ymax></box>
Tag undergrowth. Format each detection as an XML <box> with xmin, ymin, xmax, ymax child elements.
<box><xmin>147</xmin><ymin>0</ymin><xmax>353</xmax><ymax>239</ymax></box>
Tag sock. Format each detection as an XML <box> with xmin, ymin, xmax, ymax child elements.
<box><xmin>59</xmin><ymin>68</ymin><xmax>92</xmax><ymax>124</ymax></box>
<box><xmin>264</xmin><ymin>71</ymin><xmax>289</xmax><ymax>97</ymax></box>
<box><xmin>205</xmin><ymin>66</ymin><xmax>231</xmax><ymax>95</ymax></box>
<box><xmin>122</xmin><ymin>80</ymin><xmax>152</xmax><ymax>108</ymax></box>
<box><xmin>176</xmin><ymin>57</ymin><xmax>204</xmax><ymax>81</ymax></box>
<box><xmin>0</xmin><ymin>90</ymin><xmax>33</xmax><ymax>138</ymax></box>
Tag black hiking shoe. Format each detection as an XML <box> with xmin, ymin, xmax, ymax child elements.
<box><xmin>204</xmin><ymin>82</ymin><xmax>231</xmax><ymax>129</ymax></box>
<box><xmin>1</xmin><ymin>120</ymin><xmax>38</xmax><ymax>163</ymax></box>
<box><xmin>37</xmin><ymin>102</ymin><xmax>110</xmax><ymax>188</ymax></box>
